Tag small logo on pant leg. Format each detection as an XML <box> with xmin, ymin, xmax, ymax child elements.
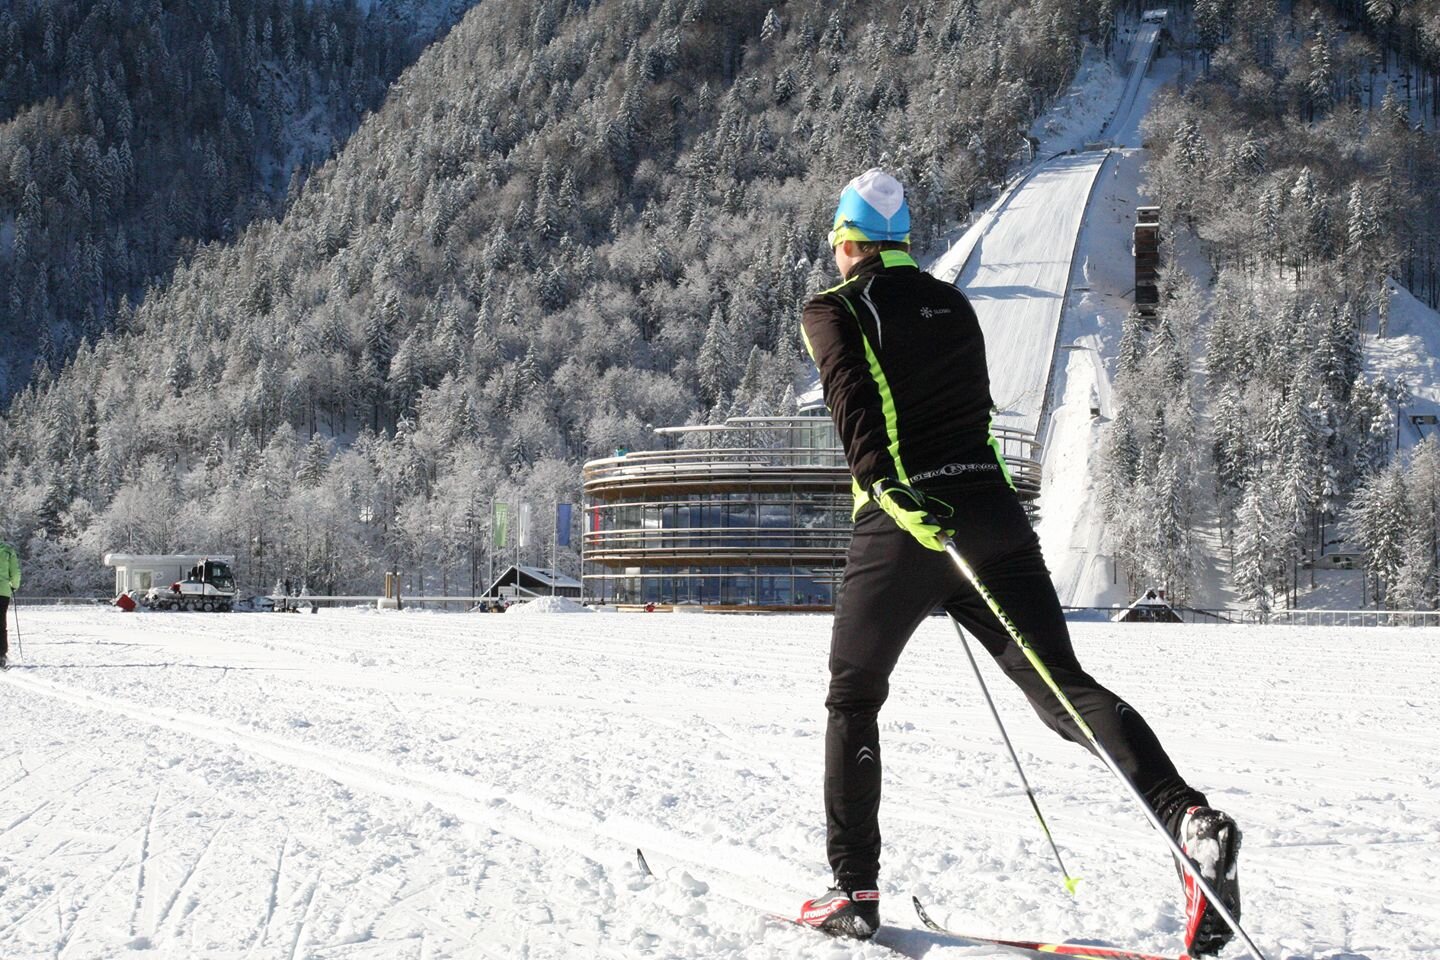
<box><xmin>856</xmin><ymin>746</ymin><xmax>876</xmax><ymax>764</ymax></box>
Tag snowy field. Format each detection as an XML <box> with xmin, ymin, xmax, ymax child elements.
<box><xmin>2</xmin><ymin>606</ymin><xmax>1438</xmax><ymax>959</ymax></box>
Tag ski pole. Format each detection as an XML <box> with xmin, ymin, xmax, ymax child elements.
<box><xmin>940</xmin><ymin>537</ymin><xmax>1267</xmax><ymax>960</ymax></box>
<box><xmin>950</xmin><ymin>616</ymin><xmax>1079</xmax><ymax>894</ymax></box>
<box><xmin>11</xmin><ymin>596</ymin><xmax>20</xmax><ymax>663</ymax></box>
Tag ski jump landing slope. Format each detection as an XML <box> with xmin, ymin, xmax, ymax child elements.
<box><xmin>928</xmin><ymin>22</ymin><xmax>1162</xmax><ymax>439</ymax></box>
<box><xmin>955</xmin><ymin>152</ymin><xmax>1109</xmax><ymax>436</ymax></box>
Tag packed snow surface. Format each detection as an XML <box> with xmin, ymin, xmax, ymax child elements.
<box><xmin>504</xmin><ymin>596</ymin><xmax>591</xmax><ymax>614</ymax></box>
<box><xmin>3</xmin><ymin>607</ymin><xmax>1437</xmax><ymax>959</ymax></box>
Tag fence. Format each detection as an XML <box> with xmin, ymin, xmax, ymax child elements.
<box><xmin>15</xmin><ymin>598</ymin><xmax>1440</xmax><ymax>625</ymax></box>
<box><xmin>1064</xmin><ymin>606</ymin><xmax>1440</xmax><ymax>627</ymax></box>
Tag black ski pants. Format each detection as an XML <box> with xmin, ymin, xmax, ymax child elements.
<box><xmin>825</xmin><ymin>488</ymin><xmax>1206</xmax><ymax>885</ymax></box>
<box><xmin>0</xmin><ymin>595</ymin><xmax>8</xmax><ymax>658</ymax></box>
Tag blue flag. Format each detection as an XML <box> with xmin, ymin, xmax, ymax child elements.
<box><xmin>556</xmin><ymin>503</ymin><xmax>573</xmax><ymax>547</ymax></box>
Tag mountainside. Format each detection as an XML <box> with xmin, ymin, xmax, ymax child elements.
<box><xmin>0</xmin><ymin>0</ymin><xmax>476</xmax><ymax>399</ymax></box>
<box><xmin>1099</xmin><ymin>0</ymin><xmax>1440</xmax><ymax>610</ymax></box>
<box><xmin>0</xmin><ymin>0</ymin><xmax>1111</xmax><ymax>596</ymax></box>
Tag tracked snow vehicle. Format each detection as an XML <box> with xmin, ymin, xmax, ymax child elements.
<box><xmin>144</xmin><ymin>558</ymin><xmax>238</xmax><ymax>612</ymax></box>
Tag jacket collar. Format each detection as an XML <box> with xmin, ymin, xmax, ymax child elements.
<box><xmin>844</xmin><ymin>249</ymin><xmax>919</xmax><ymax>281</ymax></box>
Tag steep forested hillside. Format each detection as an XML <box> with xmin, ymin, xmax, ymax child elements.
<box><xmin>0</xmin><ymin>0</ymin><xmax>1112</xmax><ymax>596</ymax></box>
<box><xmin>1100</xmin><ymin>0</ymin><xmax>1440</xmax><ymax>609</ymax></box>
<box><xmin>0</xmin><ymin>0</ymin><xmax>474</xmax><ymax>398</ymax></box>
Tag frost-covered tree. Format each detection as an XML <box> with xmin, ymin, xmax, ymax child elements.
<box><xmin>1346</xmin><ymin>464</ymin><xmax>1409</xmax><ymax>607</ymax></box>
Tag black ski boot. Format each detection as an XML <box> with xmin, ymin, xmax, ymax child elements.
<box><xmin>1177</xmin><ymin>805</ymin><xmax>1242</xmax><ymax>956</ymax></box>
<box><xmin>798</xmin><ymin>881</ymin><xmax>880</xmax><ymax>939</ymax></box>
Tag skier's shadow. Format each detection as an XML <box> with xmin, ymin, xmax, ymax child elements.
<box><xmin>877</xmin><ymin>925</ymin><xmax>1361</xmax><ymax>960</ymax></box>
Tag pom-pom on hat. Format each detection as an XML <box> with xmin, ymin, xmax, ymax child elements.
<box><xmin>829</xmin><ymin>168</ymin><xmax>911</xmax><ymax>248</ymax></box>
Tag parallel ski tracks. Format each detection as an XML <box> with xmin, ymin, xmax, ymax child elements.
<box><xmin>153</xmin><ymin>821</ymin><xmax>225</xmax><ymax>935</ymax></box>
<box><xmin>3</xmin><ymin>670</ymin><xmax>652</xmax><ymax>876</ymax></box>
<box><xmin>128</xmin><ymin>788</ymin><xmax>162</xmax><ymax>940</ymax></box>
<box><xmin>2</xmin><ymin>671</ymin><xmax>578</xmax><ymax>958</ymax></box>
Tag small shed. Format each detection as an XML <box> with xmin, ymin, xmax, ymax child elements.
<box><xmin>1111</xmin><ymin>588</ymin><xmax>1183</xmax><ymax>623</ymax></box>
<box><xmin>484</xmin><ymin>564</ymin><xmax>582</xmax><ymax>600</ymax></box>
<box><xmin>103</xmin><ymin>553</ymin><xmax>237</xmax><ymax>597</ymax></box>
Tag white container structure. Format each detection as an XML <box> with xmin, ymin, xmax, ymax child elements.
<box><xmin>103</xmin><ymin>553</ymin><xmax>238</xmax><ymax>597</ymax></box>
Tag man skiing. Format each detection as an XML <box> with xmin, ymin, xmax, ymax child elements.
<box><xmin>795</xmin><ymin>169</ymin><xmax>1241</xmax><ymax>955</ymax></box>
<box><xmin>0</xmin><ymin>538</ymin><xmax>20</xmax><ymax>669</ymax></box>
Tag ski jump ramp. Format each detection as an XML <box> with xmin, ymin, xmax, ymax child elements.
<box><xmin>954</xmin><ymin>151</ymin><xmax>1109</xmax><ymax>437</ymax></box>
<box><xmin>1102</xmin><ymin>20</ymin><xmax>1162</xmax><ymax>143</ymax></box>
<box><xmin>930</xmin><ymin>19</ymin><xmax>1162</xmax><ymax>439</ymax></box>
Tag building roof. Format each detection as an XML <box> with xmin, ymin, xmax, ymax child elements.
<box><xmin>103</xmin><ymin>553</ymin><xmax>237</xmax><ymax>566</ymax></box>
<box><xmin>514</xmin><ymin>564</ymin><xmax>581</xmax><ymax>588</ymax></box>
<box><xmin>484</xmin><ymin>565</ymin><xmax>583</xmax><ymax>596</ymax></box>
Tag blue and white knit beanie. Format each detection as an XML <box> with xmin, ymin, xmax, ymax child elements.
<box><xmin>830</xmin><ymin>168</ymin><xmax>911</xmax><ymax>246</ymax></box>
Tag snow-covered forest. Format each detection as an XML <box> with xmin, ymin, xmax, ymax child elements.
<box><xmin>0</xmin><ymin>0</ymin><xmax>473</xmax><ymax>400</ymax></box>
<box><xmin>1099</xmin><ymin>0</ymin><xmax>1440</xmax><ymax>609</ymax></box>
<box><xmin>3</xmin><ymin>0</ymin><xmax>1439</xmax><ymax>609</ymax></box>
<box><xmin>1</xmin><ymin>0</ymin><xmax>1109</xmax><ymax>596</ymax></box>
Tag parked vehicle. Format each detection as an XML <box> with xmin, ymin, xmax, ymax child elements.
<box><xmin>142</xmin><ymin>558</ymin><xmax>238</xmax><ymax>612</ymax></box>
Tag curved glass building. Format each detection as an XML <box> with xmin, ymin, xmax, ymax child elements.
<box><xmin>581</xmin><ymin>415</ymin><xmax>1041</xmax><ymax>609</ymax></box>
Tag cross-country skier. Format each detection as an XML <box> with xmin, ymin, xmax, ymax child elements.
<box><xmin>0</xmin><ymin>539</ymin><xmax>20</xmax><ymax>669</ymax></box>
<box><xmin>795</xmin><ymin>169</ymin><xmax>1242</xmax><ymax>955</ymax></box>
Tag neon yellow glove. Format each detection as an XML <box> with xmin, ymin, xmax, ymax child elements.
<box><xmin>871</xmin><ymin>479</ymin><xmax>955</xmax><ymax>551</ymax></box>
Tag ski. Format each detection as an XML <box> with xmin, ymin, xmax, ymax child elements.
<box><xmin>913</xmin><ymin>896</ymin><xmax>1190</xmax><ymax>960</ymax></box>
<box><xmin>638</xmin><ymin>850</ymin><xmax>1185</xmax><ymax>960</ymax></box>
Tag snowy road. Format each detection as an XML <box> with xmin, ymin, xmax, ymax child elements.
<box><xmin>957</xmin><ymin>152</ymin><xmax>1109</xmax><ymax>435</ymax></box>
<box><xmin>2</xmin><ymin>607</ymin><xmax>1437</xmax><ymax>959</ymax></box>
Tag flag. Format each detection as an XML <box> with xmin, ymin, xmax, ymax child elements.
<box><xmin>493</xmin><ymin>502</ymin><xmax>509</xmax><ymax>548</ymax></box>
<box><xmin>516</xmin><ymin>502</ymin><xmax>532</xmax><ymax>548</ymax></box>
<box><xmin>556</xmin><ymin>503</ymin><xmax>573</xmax><ymax>547</ymax></box>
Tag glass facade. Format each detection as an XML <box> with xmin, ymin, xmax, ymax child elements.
<box><xmin>584</xmin><ymin>492</ymin><xmax>851</xmax><ymax>606</ymax></box>
<box><xmin>581</xmin><ymin>415</ymin><xmax>1041</xmax><ymax>610</ymax></box>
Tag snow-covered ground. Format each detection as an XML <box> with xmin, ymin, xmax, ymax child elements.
<box><xmin>3</xmin><ymin>607</ymin><xmax>1437</xmax><ymax>959</ymax></box>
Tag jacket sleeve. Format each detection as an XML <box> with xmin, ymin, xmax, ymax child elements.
<box><xmin>801</xmin><ymin>290</ymin><xmax>895</xmax><ymax>492</ymax></box>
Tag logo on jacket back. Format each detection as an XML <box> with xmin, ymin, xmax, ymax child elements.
<box><xmin>918</xmin><ymin>306</ymin><xmax>952</xmax><ymax>319</ymax></box>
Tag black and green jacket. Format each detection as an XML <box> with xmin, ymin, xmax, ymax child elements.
<box><xmin>800</xmin><ymin>249</ymin><xmax>1012</xmax><ymax>514</ymax></box>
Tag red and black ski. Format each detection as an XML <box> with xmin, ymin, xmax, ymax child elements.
<box><xmin>638</xmin><ymin>850</ymin><xmax>1188</xmax><ymax>960</ymax></box>
<box><xmin>913</xmin><ymin>896</ymin><xmax>1190</xmax><ymax>960</ymax></box>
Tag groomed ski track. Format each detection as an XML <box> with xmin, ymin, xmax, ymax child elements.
<box><xmin>3</xmin><ymin>606</ymin><xmax>1439</xmax><ymax>958</ymax></box>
